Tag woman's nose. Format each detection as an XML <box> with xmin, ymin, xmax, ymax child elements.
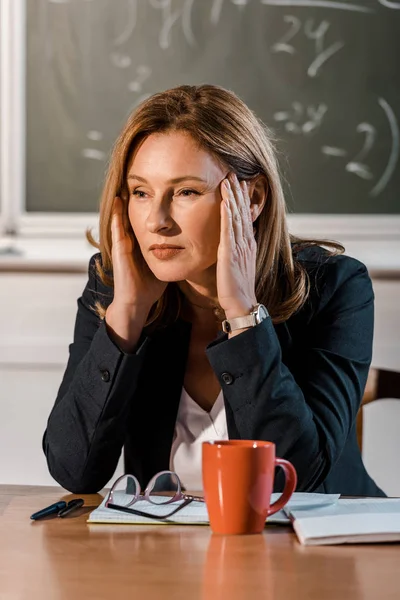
<box><xmin>146</xmin><ymin>199</ymin><xmax>174</xmax><ymax>233</ymax></box>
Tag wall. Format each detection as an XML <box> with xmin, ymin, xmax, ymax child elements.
<box><xmin>0</xmin><ymin>270</ymin><xmax>122</xmax><ymax>487</ymax></box>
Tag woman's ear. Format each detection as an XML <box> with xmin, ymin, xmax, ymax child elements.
<box><xmin>247</xmin><ymin>175</ymin><xmax>268</xmax><ymax>222</ymax></box>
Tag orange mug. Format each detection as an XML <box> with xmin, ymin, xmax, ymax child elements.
<box><xmin>202</xmin><ymin>440</ymin><xmax>297</xmax><ymax>535</ymax></box>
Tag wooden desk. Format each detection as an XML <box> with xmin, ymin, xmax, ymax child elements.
<box><xmin>1</xmin><ymin>485</ymin><xmax>399</xmax><ymax>600</ymax></box>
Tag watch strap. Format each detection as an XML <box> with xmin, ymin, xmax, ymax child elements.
<box><xmin>222</xmin><ymin>312</ymin><xmax>257</xmax><ymax>333</ymax></box>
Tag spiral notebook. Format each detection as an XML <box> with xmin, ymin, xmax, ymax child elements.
<box><xmin>87</xmin><ymin>492</ymin><xmax>339</xmax><ymax>525</ymax></box>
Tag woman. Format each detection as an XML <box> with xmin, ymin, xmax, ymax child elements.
<box><xmin>43</xmin><ymin>84</ymin><xmax>384</xmax><ymax>496</ymax></box>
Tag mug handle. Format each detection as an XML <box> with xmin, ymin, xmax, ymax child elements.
<box><xmin>267</xmin><ymin>458</ymin><xmax>298</xmax><ymax>517</ymax></box>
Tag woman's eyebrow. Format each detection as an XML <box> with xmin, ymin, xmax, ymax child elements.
<box><xmin>127</xmin><ymin>174</ymin><xmax>207</xmax><ymax>184</ymax></box>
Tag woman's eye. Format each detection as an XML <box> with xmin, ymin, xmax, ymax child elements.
<box><xmin>132</xmin><ymin>190</ymin><xmax>147</xmax><ymax>198</ymax></box>
<box><xmin>179</xmin><ymin>189</ymin><xmax>200</xmax><ymax>197</ymax></box>
<box><xmin>131</xmin><ymin>189</ymin><xmax>200</xmax><ymax>199</ymax></box>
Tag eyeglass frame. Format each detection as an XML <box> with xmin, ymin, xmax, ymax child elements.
<box><xmin>105</xmin><ymin>471</ymin><xmax>205</xmax><ymax>521</ymax></box>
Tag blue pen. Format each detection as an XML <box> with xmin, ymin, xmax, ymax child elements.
<box><xmin>30</xmin><ymin>501</ymin><xmax>67</xmax><ymax>520</ymax></box>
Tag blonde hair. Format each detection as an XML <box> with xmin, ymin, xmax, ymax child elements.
<box><xmin>88</xmin><ymin>84</ymin><xmax>343</xmax><ymax>328</ymax></box>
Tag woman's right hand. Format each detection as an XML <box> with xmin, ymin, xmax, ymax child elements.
<box><xmin>105</xmin><ymin>197</ymin><xmax>167</xmax><ymax>352</ymax></box>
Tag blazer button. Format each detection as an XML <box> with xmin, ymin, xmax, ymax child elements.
<box><xmin>221</xmin><ymin>372</ymin><xmax>234</xmax><ymax>385</ymax></box>
<box><xmin>101</xmin><ymin>369</ymin><xmax>110</xmax><ymax>382</ymax></box>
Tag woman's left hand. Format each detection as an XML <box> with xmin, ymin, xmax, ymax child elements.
<box><xmin>217</xmin><ymin>173</ymin><xmax>258</xmax><ymax>320</ymax></box>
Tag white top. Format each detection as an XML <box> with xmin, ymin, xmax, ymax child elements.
<box><xmin>169</xmin><ymin>387</ymin><xmax>229</xmax><ymax>491</ymax></box>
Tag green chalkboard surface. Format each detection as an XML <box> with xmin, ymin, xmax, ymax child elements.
<box><xmin>27</xmin><ymin>0</ymin><xmax>400</xmax><ymax>214</ymax></box>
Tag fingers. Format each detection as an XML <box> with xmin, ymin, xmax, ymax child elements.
<box><xmin>111</xmin><ymin>196</ymin><xmax>127</xmax><ymax>246</ymax></box>
<box><xmin>227</xmin><ymin>178</ymin><xmax>244</xmax><ymax>243</ymax></box>
<box><xmin>220</xmin><ymin>181</ymin><xmax>235</xmax><ymax>249</ymax></box>
<box><xmin>220</xmin><ymin>174</ymin><xmax>253</xmax><ymax>246</ymax></box>
<box><xmin>239</xmin><ymin>180</ymin><xmax>254</xmax><ymax>241</ymax></box>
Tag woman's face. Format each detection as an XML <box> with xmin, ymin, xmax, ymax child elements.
<box><xmin>127</xmin><ymin>131</ymin><xmax>227</xmax><ymax>283</ymax></box>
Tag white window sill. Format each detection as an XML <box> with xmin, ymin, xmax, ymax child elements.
<box><xmin>0</xmin><ymin>237</ymin><xmax>95</xmax><ymax>272</ymax></box>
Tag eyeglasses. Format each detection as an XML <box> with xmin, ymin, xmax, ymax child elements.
<box><xmin>105</xmin><ymin>471</ymin><xmax>204</xmax><ymax>521</ymax></box>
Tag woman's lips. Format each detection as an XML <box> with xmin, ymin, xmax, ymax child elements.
<box><xmin>150</xmin><ymin>248</ymin><xmax>184</xmax><ymax>260</ymax></box>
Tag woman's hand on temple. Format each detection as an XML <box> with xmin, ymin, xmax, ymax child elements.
<box><xmin>105</xmin><ymin>197</ymin><xmax>167</xmax><ymax>351</ymax></box>
<box><xmin>110</xmin><ymin>196</ymin><xmax>167</xmax><ymax>311</ymax></box>
<box><xmin>217</xmin><ymin>173</ymin><xmax>258</xmax><ymax>321</ymax></box>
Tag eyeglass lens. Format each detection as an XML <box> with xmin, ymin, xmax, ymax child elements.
<box><xmin>110</xmin><ymin>472</ymin><xmax>182</xmax><ymax>507</ymax></box>
<box><xmin>146</xmin><ymin>471</ymin><xmax>181</xmax><ymax>505</ymax></box>
<box><xmin>110</xmin><ymin>475</ymin><xmax>140</xmax><ymax>507</ymax></box>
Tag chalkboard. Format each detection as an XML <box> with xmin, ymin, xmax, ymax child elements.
<box><xmin>26</xmin><ymin>0</ymin><xmax>400</xmax><ymax>214</ymax></box>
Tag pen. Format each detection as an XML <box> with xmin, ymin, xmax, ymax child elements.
<box><xmin>30</xmin><ymin>501</ymin><xmax>67</xmax><ymax>520</ymax></box>
<box><xmin>58</xmin><ymin>498</ymin><xmax>84</xmax><ymax>518</ymax></box>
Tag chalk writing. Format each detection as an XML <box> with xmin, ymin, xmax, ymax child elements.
<box><xmin>272</xmin><ymin>15</ymin><xmax>344</xmax><ymax>77</ymax></box>
<box><xmin>210</xmin><ymin>0</ymin><xmax>251</xmax><ymax>24</ymax></box>
<box><xmin>274</xmin><ymin>102</ymin><xmax>328</xmax><ymax>134</ymax></box>
<box><xmin>149</xmin><ymin>0</ymin><xmax>196</xmax><ymax>49</ymax></box>
<box><xmin>378</xmin><ymin>0</ymin><xmax>400</xmax><ymax>8</ymax></box>
<box><xmin>82</xmin><ymin>131</ymin><xmax>106</xmax><ymax>161</ymax></box>
<box><xmin>128</xmin><ymin>65</ymin><xmax>152</xmax><ymax>93</ymax></box>
<box><xmin>112</xmin><ymin>0</ymin><xmax>138</xmax><ymax>47</ymax></box>
<box><xmin>321</xmin><ymin>98</ymin><xmax>399</xmax><ymax>196</ymax></box>
<box><xmin>82</xmin><ymin>149</ymin><xmax>106</xmax><ymax>160</ymax></box>
<box><xmin>110</xmin><ymin>53</ymin><xmax>132</xmax><ymax>69</ymax></box>
<box><xmin>261</xmin><ymin>0</ymin><xmax>373</xmax><ymax>14</ymax></box>
<box><xmin>371</xmin><ymin>98</ymin><xmax>399</xmax><ymax>196</ymax></box>
<box><xmin>87</xmin><ymin>131</ymin><xmax>103</xmax><ymax>141</ymax></box>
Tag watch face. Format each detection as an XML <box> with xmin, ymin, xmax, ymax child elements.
<box><xmin>256</xmin><ymin>304</ymin><xmax>269</xmax><ymax>322</ymax></box>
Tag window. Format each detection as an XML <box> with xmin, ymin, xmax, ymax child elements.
<box><xmin>1</xmin><ymin>0</ymin><xmax>97</xmax><ymax>238</ymax></box>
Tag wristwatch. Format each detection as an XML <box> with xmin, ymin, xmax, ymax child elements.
<box><xmin>222</xmin><ymin>303</ymin><xmax>269</xmax><ymax>333</ymax></box>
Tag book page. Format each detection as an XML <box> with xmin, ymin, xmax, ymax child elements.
<box><xmin>292</xmin><ymin>498</ymin><xmax>400</xmax><ymax>519</ymax></box>
<box><xmin>89</xmin><ymin>493</ymin><xmax>209</xmax><ymax>525</ymax></box>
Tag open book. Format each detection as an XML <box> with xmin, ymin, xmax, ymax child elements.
<box><xmin>290</xmin><ymin>498</ymin><xmax>400</xmax><ymax>545</ymax></box>
<box><xmin>87</xmin><ymin>492</ymin><xmax>339</xmax><ymax>525</ymax></box>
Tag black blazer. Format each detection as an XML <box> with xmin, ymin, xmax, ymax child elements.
<box><xmin>43</xmin><ymin>246</ymin><xmax>385</xmax><ymax>496</ymax></box>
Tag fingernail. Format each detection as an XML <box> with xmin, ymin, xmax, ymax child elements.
<box><xmin>223</xmin><ymin>179</ymin><xmax>230</xmax><ymax>189</ymax></box>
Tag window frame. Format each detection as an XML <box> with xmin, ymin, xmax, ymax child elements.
<box><xmin>0</xmin><ymin>0</ymin><xmax>399</xmax><ymax>242</ymax></box>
